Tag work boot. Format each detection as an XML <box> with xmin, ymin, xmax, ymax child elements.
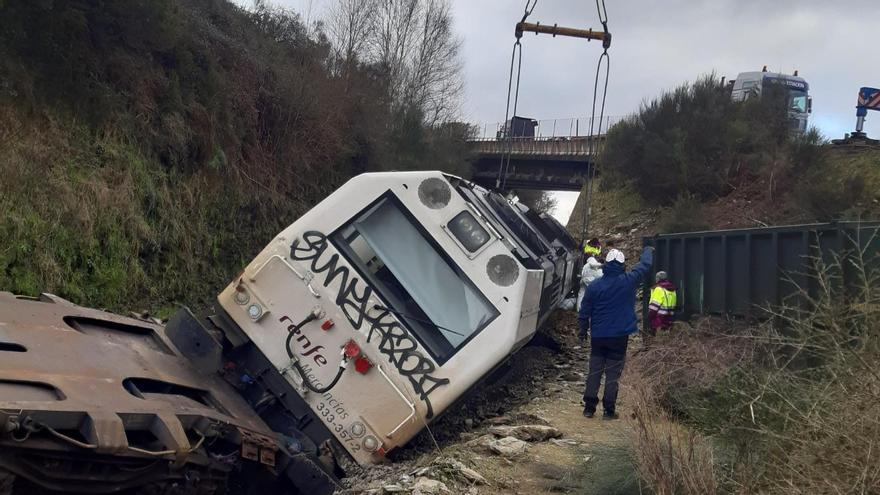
<box><xmin>583</xmin><ymin>408</ymin><xmax>595</xmax><ymax>418</ymax></box>
<box><xmin>602</xmin><ymin>410</ymin><xmax>619</xmax><ymax>420</ymax></box>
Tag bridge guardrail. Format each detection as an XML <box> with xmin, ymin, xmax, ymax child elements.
<box><xmin>471</xmin><ymin>115</ymin><xmax>624</xmax><ymax>141</ymax></box>
<box><xmin>467</xmin><ymin>136</ymin><xmax>605</xmax><ymax>156</ymax></box>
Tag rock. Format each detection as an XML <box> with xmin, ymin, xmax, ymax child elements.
<box><xmin>412</xmin><ymin>467</ymin><xmax>432</xmax><ymax>477</ymax></box>
<box><xmin>464</xmin><ymin>418</ymin><xmax>474</xmax><ymax>429</ymax></box>
<box><xmin>458</xmin><ymin>465</ymin><xmax>487</xmax><ymax>485</ymax></box>
<box><xmin>432</xmin><ymin>458</ymin><xmax>491</xmax><ymax>485</ymax></box>
<box><xmin>485</xmin><ymin>416</ymin><xmax>512</xmax><ymax>425</ymax></box>
<box><xmin>488</xmin><ymin>436</ymin><xmax>528</xmax><ymax>457</ymax></box>
<box><xmin>439</xmin><ymin>459</ymin><xmax>487</xmax><ymax>485</ymax></box>
<box><xmin>489</xmin><ymin>425</ymin><xmax>562</xmax><ymax>442</ymax></box>
<box><xmin>466</xmin><ymin>434</ymin><xmax>496</xmax><ymax>451</ymax></box>
<box><xmin>550</xmin><ymin>438</ymin><xmax>579</xmax><ymax>447</ymax></box>
<box><xmin>380</xmin><ymin>484</ymin><xmax>407</xmax><ymax>493</ymax></box>
<box><xmin>411</xmin><ymin>477</ymin><xmax>449</xmax><ymax>495</ymax></box>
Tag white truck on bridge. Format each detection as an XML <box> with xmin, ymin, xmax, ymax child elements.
<box><xmin>730</xmin><ymin>67</ymin><xmax>812</xmax><ymax>132</ymax></box>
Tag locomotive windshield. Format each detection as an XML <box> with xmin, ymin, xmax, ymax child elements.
<box><xmin>331</xmin><ymin>193</ymin><xmax>499</xmax><ymax>363</ymax></box>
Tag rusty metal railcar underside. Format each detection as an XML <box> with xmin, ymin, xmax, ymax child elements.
<box><xmin>0</xmin><ymin>292</ymin><xmax>333</xmax><ymax>494</ymax></box>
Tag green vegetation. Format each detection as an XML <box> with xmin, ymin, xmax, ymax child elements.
<box><xmin>598</xmin><ymin>74</ymin><xmax>880</xmax><ymax>232</ymax></box>
<box><xmin>0</xmin><ymin>0</ymin><xmax>469</xmax><ymax>312</ymax></box>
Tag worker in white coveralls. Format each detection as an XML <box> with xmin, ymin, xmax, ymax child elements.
<box><xmin>579</xmin><ymin>238</ymin><xmax>604</xmax><ymax>310</ymax></box>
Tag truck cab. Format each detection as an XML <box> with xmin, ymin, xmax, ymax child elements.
<box><xmin>730</xmin><ymin>69</ymin><xmax>811</xmax><ymax>132</ymax></box>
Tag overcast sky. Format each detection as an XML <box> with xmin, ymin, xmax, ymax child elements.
<box><xmin>237</xmin><ymin>0</ymin><xmax>879</xmax><ymax>223</ymax></box>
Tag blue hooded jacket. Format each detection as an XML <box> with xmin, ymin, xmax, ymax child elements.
<box><xmin>578</xmin><ymin>247</ymin><xmax>653</xmax><ymax>338</ymax></box>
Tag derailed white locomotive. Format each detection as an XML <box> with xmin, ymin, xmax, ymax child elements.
<box><xmin>0</xmin><ymin>171</ymin><xmax>578</xmax><ymax>494</ymax></box>
<box><xmin>214</xmin><ymin>171</ymin><xmax>579</xmax><ymax>465</ymax></box>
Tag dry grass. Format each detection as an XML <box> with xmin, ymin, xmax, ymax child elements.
<box><xmin>626</xmin><ymin>321</ymin><xmax>755</xmax><ymax>495</ymax></box>
<box><xmin>626</xmin><ymin>239</ymin><xmax>880</xmax><ymax>494</ymax></box>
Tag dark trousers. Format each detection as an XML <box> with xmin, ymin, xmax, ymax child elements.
<box><xmin>583</xmin><ymin>336</ymin><xmax>628</xmax><ymax>413</ymax></box>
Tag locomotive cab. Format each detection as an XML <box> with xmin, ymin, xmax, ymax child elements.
<box><xmin>215</xmin><ymin>171</ymin><xmax>575</xmax><ymax>466</ymax></box>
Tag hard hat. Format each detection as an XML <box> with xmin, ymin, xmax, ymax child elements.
<box><xmin>655</xmin><ymin>271</ymin><xmax>668</xmax><ymax>283</ymax></box>
<box><xmin>605</xmin><ymin>249</ymin><xmax>625</xmax><ymax>264</ymax></box>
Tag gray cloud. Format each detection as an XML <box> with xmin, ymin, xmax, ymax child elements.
<box><xmin>239</xmin><ymin>0</ymin><xmax>878</xmax><ymax>141</ymax></box>
<box><xmin>239</xmin><ymin>0</ymin><xmax>878</xmax><ymax>223</ymax></box>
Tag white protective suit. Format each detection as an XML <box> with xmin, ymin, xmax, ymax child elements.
<box><xmin>578</xmin><ymin>256</ymin><xmax>603</xmax><ymax>310</ymax></box>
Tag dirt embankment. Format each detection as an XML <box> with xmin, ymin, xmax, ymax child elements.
<box><xmin>566</xmin><ymin>182</ymin><xmax>658</xmax><ymax>261</ymax></box>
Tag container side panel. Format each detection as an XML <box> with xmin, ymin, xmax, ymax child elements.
<box><xmin>704</xmin><ymin>237</ymin><xmax>724</xmax><ymax>313</ymax></box>
<box><xmin>750</xmin><ymin>234</ymin><xmax>776</xmax><ymax>314</ymax></box>
<box><xmin>726</xmin><ymin>235</ymin><xmax>748</xmax><ymax>315</ymax></box>
<box><xmin>683</xmin><ymin>238</ymin><xmax>703</xmax><ymax>316</ymax></box>
<box><xmin>776</xmin><ymin>232</ymin><xmax>808</xmax><ymax>309</ymax></box>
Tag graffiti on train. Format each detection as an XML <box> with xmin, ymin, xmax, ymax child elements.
<box><xmin>290</xmin><ymin>231</ymin><xmax>449</xmax><ymax>418</ymax></box>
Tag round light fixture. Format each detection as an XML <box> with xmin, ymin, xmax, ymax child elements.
<box><xmin>350</xmin><ymin>422</ymin><xmax>366</xmax><ymax>438</ymax></box>
<box><xmin>487</xmin><ymin>254</ymin><xmax>519</xmax><ymax>287</ymax></box>
<box><xmin>234</xmin><ymin>290</ymin><xmax>250</xmax><ymax>305</ymax></box>
<box><xmin>247</xmin><ymin>304</ymin><xmax>263</xmax><ymax>320</ymax></box>
<box><xmin>362</xmin><ymin>435</ymin><xmax>380</xmax><ymax>452</ymax></box>
<box><xmin>417</xmin><ymin>178</ymin><xmax>451</xmax><ymax>209</ymax></box>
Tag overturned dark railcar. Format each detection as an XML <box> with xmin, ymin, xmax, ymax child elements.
<box><xmin>643</xmin><ymin>221</ymin><xmax>880</xmax><ymax>327</ymax></box>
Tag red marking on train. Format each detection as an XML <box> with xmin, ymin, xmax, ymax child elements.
<box><xmin>354</xmin><ymin>356</ymin><xmax>372</xmax><ymax>374</ymax></box>
<box><xmin>343</xmin><ymin>340</ymin><xmax>361</xmax><ymax>359</ymax></box>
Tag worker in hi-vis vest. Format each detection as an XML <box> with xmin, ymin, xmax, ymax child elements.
<box><xmin>647</xmin><ymin>271</ymin><xmax>677</xmax><ymax>335</ymax></box>
<box><xmin>579</xmin><ymin>238</ymin><xmax>603</xmax><ymax>310</ymax></box>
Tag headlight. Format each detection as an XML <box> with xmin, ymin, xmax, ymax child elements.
<box><xmin>234</xmin><ymin>289</ymin><xmax>250</xmax><ymax>305</ymax></box>
<box><xmin>362</xmin><ymin>435</ymin><xmax>380</xmax><ymax>452</ymax></box>
<box><xmin>350</xmin><ymin>422</ymin><xmax>366</xmax><ymax>438</ymax></box>
<box><xmin>247</xmin><ymin>303</ymin><xmax>263</xmax><ymax>320</ymax></box>
<box><xmin>448</xmin><ymin>211</ymin><xmax>490</xmax><ymax>252</ymax></box>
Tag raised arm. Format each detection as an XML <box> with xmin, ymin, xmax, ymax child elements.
<box><xmin>624</xmin><ymin>246</ymin><xmax>654</xmax><ymax>288</ymax></box>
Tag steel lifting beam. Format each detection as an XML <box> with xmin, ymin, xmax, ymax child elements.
<box><xmin>515</xmin><ymin>21</ymin><xmax>611</xmax><ymax>49</ymax></box>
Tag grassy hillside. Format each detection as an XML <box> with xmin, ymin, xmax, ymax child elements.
<box><xmin>568</xmin><ymin>75</ymin><xmax>880</xmax><ymax>240</ymax></box>
<box><xmin>0</xmin><ymin>0</ymin><xmax>469</xmax><ymax>314</ymax></box>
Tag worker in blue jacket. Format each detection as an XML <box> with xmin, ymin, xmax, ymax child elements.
<box><xmin>578</xmin><ymin>246</ymin><xmax>653</xmax><ymax>419</ymax></box>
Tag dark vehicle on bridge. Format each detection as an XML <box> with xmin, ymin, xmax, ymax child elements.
<box><xmin>496</xmin><ymin>115</ymin><xmax>538</xmax><ymax>139</ymax></box>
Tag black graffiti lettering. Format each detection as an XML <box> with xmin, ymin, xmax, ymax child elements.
<box><xmin>366</xmin><ymin>309</ymin><xmax>450</xmax><ymax>418</ymax></box>
<box><xmin>290</xmin><ymin>231</ymin><xmax>449</xmax><ymax>418</ymax></box>
<box><xmin>291</xmin><ymin>232</ymin><xmax>373</xmax><ymax>329</ymax></box>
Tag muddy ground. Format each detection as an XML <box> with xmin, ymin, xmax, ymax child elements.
<box><xmin>337</xmin><ymin>312</ymin><xmax>644</xmax><ymax>495</ymax></box>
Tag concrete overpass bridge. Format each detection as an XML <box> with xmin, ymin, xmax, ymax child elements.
<box><xmin>467</xmin><ymin>116</ymin><xmax>620</xmax><ymax>191</ymax></box>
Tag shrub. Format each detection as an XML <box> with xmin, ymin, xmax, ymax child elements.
<box><xmin>795</xmin><ymin>148</ymin><xmax>880</xmax><ymax>221</ymax></box>
<box><xmin>601</xmin><ymin>74</ymin><xmax>802</xmax><ymax>206</ymax></box>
